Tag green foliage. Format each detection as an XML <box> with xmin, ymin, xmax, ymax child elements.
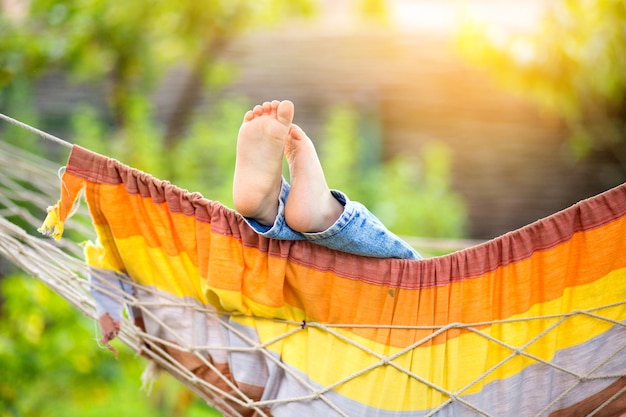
<box><xmin>0</xmin><ymin>273</ymin><xmax>221</xmax><ymax>417</ymax></box>
<box><xmin>111</xmin><ymin>96</ymin><xmax>166</xmax><ymax>178</ymax></box>
<box><xmin>456</xmin><ymin>0</ymin><xmax>626</xmax><ymax>172</ymax></box>
<box><xmin>320</xmin><ymin>105</ymin><xmax>467</xmax><ymax>238</ymax></box>
<box><xmin>0</xmin><ymin>0</ymin><xmax>314</xmax><ymax>86</ymax></box>
<box><xmin>70</xmin><ymin>105</ymin><xmax>110</xmax><ymax>155</ymax></box>
<box><xmin>376</xmin><ymin>143</ymin><xmax>466</xmax><ymax>238</ymax></box>
<box><xmin>0</xmin><ymin>0</ymin><xmax>315</xmax><ymax>131</ymax></box>
<box><xmin>0</xmin><ymin>80</ymin><xmax>39</xmax><ymax>153</ymax></box>
<box><xmin>169</xmin><ymin>98</ymin><xmax>250</xmax><ymax>206</ymax></box>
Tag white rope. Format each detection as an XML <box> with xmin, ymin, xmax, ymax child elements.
<box><xmin>0</xmin><ymin>112</ymin><xmax>73</xmax><ymax>148</ymax></box>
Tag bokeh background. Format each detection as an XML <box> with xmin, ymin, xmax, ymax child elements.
<box><xmin>1</xmin><ymin>0</ymin><xmax>624</xmax><ymax>416</ymax></box>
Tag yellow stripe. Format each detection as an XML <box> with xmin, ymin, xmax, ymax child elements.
<box><xmin>94</xmin><ymin>235</ymin><xmax>208</xmax><ymax>304</ymax></box>
<box><xmin>91</xmin><ymin>234</ymin><xmax>291</xmax><ymax>316</ymax></box>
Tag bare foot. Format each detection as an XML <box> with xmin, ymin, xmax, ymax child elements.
<box><xmin>233</xmin><ymin>100</ymin><xmax>294</xmax><ymax>225</ymax></box>
<box><xmin>284</xmin><ymin>125</ymin><xmax>344</xmax><ymax>232</ymax></box>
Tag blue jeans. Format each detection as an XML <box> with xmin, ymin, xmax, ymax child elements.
<box><xmin>243</xmin><ymin>179</ymin><xmax>422</xmax><ymax>260</ymax></box>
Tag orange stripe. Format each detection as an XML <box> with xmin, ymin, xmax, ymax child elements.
<box><xmin>85</xmin><ymin>183</ymin><xmax>214</xmax><ymax>265</ymax></box>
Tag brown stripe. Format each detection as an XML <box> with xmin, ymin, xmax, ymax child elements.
<box><xmin>67</xmin><ymin>145</ymin><xmax>217</xmax><ymax>222</ymax></box>
<box><xmin>548</xmin><ymin>377</ymin><xmax>626</xmax><ymax>417</ymax></box>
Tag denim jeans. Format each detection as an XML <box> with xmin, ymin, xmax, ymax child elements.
<box><xmin>243</xmin><ymin>179</ymin><xmax>422</xmax><ymax>260</ymax></box>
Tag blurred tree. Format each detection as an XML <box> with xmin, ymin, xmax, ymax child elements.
<box><xmin>0</xmin><ymin>0</ymin><xmax>314</xmax><ymax>144</ymax></box>
<box><xmin>457</xmin><ymin>0</ymin><xmax>626</xmax><ymax>176</ymax></box>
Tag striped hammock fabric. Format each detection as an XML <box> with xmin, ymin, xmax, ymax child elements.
<box><xmin>42</xmin><ymin>145</ymin><xmax>626</xmax><ymax>417</ymax></box>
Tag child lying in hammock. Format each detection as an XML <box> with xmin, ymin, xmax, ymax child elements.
<box><xmin>233</xmin><ymin>100</ymin><xmax>421</xmax><ymax>260</ymax></box>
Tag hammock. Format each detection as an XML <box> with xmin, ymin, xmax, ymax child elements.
<box><xmin>1</xmin><ymin>125</ymin><xmax>626</xmax><ymax>416</ymax></box>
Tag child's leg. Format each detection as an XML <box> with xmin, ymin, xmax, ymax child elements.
<box><xmin>233</xmin><ymin>100</ymin><xmax>294</xmax><ymax>226</ymax></box>
<box><xmin>284</xmin><ymin>125</ymin><xmax>421</xmax><ymax>260</ymax></box>
<box><xmin>301</xmin><ymin>190</ymin><xmax>422</xmax><ymax>259</ymax></box>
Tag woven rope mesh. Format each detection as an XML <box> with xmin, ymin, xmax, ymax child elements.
<box><xmin>1</xmin><ymin>137</ymin><xmax>625</xmax><ymax>417</ymax></box>
<box><xmin>0</xmin><ymin>140</ymin><xmax>266</xmax><ymax>416</ymax></box>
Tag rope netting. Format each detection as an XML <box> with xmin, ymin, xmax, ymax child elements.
<box><xmin>0</xmin><ymin>127</ymin><xmax>625</xmax><ymax>417</ymax></box>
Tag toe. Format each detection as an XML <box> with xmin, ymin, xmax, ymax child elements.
<box><xmin>243</xmin><ymin>110</ymin><xmax>254</xmax><ymax>122</ymax></box>
<box><xmin>276</xmin><ymin>100</ymin><xmax>294</xmax><ymax>127</ymax></box>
